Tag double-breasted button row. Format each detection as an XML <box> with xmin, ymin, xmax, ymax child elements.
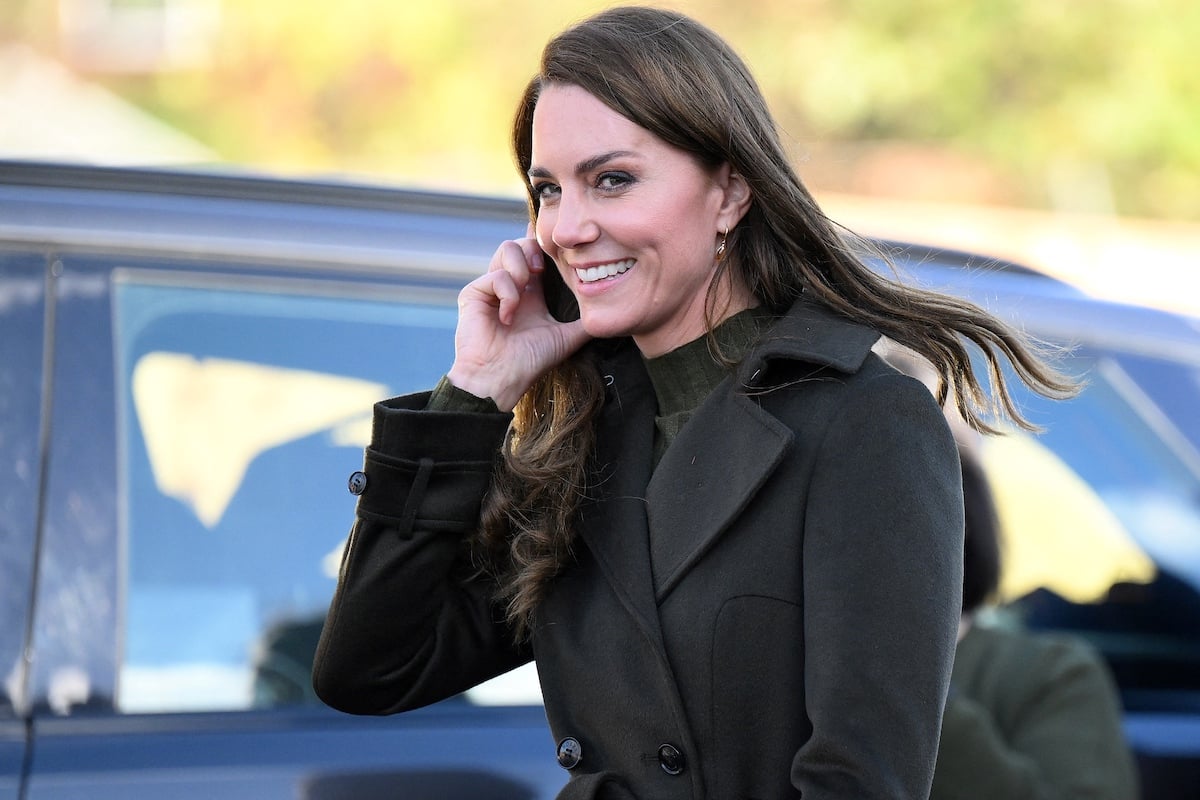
<box><xmin>554</xmin><ymin>737</ymin><xmax>686</xmax><ymax>776</ymax></box>
<box><xmin>552</xmin><ymin>738</ymin><xmax>686</xmax><ymax>777</ymax></box>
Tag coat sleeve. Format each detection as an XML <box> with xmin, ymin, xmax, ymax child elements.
<box><xmin>312</xmin><ymin>392</ymin><xmax>531</xmax><ymax>715</ymax></box>
<box><xmin>792</xmin><ymin>371</ymin><xmax>964</xmax><ymax>798</ymax></box>
<box><xmin>931</xmin><ymin>633</ymin><xmax>1140</xmax><ymax>800</ymax></box>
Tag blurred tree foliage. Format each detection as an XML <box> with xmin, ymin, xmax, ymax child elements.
<box><xmin>4</xmin><ymin>0</ymin><xmax>1198</xmax><ymax>220</ymax></box>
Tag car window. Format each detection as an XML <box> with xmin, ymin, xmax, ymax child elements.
<box><xmin>112</xmin><ymin>271</ymin><xmax>458</xmax><ymax>713</ymax></box>
<box><xmin>0</xmin><ymin>250</ymin><xmax>45</xmax><ymax>714</ymax></box>
<box><xmin>980</xmin><ymin>346</ymin><xmax>1200</xmax><ymax>703</ymax></box>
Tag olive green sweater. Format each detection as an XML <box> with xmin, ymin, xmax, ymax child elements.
<box><xmin>642</xmin><ymin>306</ymin><xmax>771</xmax><ymax>466</ymax></box>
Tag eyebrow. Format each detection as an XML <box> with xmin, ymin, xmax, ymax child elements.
<box><xmin>528</xmin><ymin>150</ymin><xmax>638</xmax><ymax>181</ymax></box>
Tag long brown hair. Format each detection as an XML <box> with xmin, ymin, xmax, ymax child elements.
<box><xmin>478</xmin><ymin>6</ymin><xmax>1075</xmax><ymax>637</ymax></box>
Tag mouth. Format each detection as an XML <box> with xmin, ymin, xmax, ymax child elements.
<box><xmin>574</xmin><ymin>259</ymin><xmax>634</xmax><ymax>284</ymax></box>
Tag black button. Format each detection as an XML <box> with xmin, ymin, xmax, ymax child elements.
<box><xmin>556</xmin><ymin>737</ymin><xmax>583</xmax><ymax>770</ymax></box>
<box><xmin>347</xmin><ymin>471</ymin><xmax>368</xmax><ymax>495</ymax></box>
<box><xmin>658</xmin><ymin>743</ymin><xmax>685</xmax><ymax>775</ymax></box>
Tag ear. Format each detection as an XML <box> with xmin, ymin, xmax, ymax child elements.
<box><xmin>714</xmin><ymin>163</ymin><xmax>752</xmax><ymax>230</ymax></box>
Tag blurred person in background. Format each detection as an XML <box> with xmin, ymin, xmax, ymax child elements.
<box><xmin>931</xmin><ymin>446</ymin><xmax>1140</xmax><ymax>800</ymax></box>
<box><xmin>314</xmin><ymin>6</ymin><xmax>1075</xmax><ymax>798</ymax></box>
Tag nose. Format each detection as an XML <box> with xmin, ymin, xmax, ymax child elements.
<box><xmin>548</xmin><ymin>191</ymin><xmax>599</xmax><ymax>251</ymax></box>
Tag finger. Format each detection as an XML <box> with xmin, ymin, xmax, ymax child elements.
<box><xmin>521</xmin><ymin>238</ymin><xmax>545</xmax><ymax>273</ymax></box>
<box><xmin>487</xmin><ymin>270</ymin><xmax>522</xmax><ymax>326</ymax></box>
<box><xmin>460</xmin><ymin>269</ymin><xmax>513</xmax><ymax>314</ymax></box>
<box><xmin>522</xmin><ymin>270</ymin><xmax>540</xmax><ymax>299</ymax></box>
<box><xmin>487</xmin><ymin>239</ymin><xmax>518</xmax><ymax>273</ymax></box>
<box><xmin>488</xmin><ymin>240</ymin><xmax>533</xmax><ymax>290</ymax></box>
<box><xmin>522</xmin><ymin>222</ymin><xmax>545</xmax><ymax>273</ymax></box>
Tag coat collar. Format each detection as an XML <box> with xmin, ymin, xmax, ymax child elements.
<box><xmin>735</xmin><ymin>293</ymin><xmax>882</xmax><ymax>386</ymax></box>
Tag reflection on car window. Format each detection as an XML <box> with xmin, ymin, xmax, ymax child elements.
<box><xmin>113</xmin><ymin>276</ymin><xmax>456</xmax><ymax>713</ymax></box>
<box><xmin>982</xmin><ymin>430</ymin><xmax>1155</xmax><ymax>603</ymax></box>
<box><xmin>133</xmin><ymin>352</ymin><xmax>384</xmax><ymax>528</ymax></box>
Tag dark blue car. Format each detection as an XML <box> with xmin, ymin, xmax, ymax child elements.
<box><xmin>1</xmin><ymin>162</ymin><xmax>1197</xmax><ymax>798</ymax></box>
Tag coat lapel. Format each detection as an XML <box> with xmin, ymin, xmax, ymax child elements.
<box><xmin>575</xmin><ymin>345</ymin><xmax>665</xmax><ymax>643</ymax></box>
<box><xmin>643</xmin><ymin>296</ymin><xmax>879</xmax><ymax>600</ymax></box>
<box><xmin>646</xmin><ymin>381</ymin><xmax>793</xmax><ymax>599</ymax></box>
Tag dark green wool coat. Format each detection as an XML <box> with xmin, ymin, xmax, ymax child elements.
<box><xmin>314</xmin><ymin>297</ymin><xmax>965</xmax><ymax>799</ymax></box>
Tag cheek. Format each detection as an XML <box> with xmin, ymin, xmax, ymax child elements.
<box><xmin>649</xmin><ymin>193</ymin><xmax>717</xmax><ymax>249</ymax></box>
<box><xmin>654</xmin><ymin>214</ymin><xmax>716</xmax><ymax>265</ymax></box>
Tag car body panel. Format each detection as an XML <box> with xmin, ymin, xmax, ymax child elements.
<box><xmin>26</xmin><ymin>706</ymin><xmax>561</xmax><ymax>800</ymax></box>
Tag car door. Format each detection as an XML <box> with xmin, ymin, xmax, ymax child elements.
<box><xmin>0</xmin><ymin>248</ymin><xmax>47</xmax><ymax>800</ymax></box>
<box><xmin>22</xmin><ymin>249</ymin><xmax>562</xmax><ymax>800</ymax></box>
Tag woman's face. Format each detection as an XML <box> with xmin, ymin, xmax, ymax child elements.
<box><xmin>529</xmin><ymin>83</ymin><xmax>751</xmax><ymax>357</ymax></box>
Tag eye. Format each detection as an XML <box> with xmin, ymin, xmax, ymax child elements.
<box><xmin>531</xmin><ymin>181</ymin><xmax>560</xmax><ymax>203</ymax></box>
<box><xmin>596</xmin><ymin>172</ymin><xmax>633</xmax><ymax>191</ymax></box>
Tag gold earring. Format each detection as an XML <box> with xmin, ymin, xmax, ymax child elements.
<box><xmin>716</xmin><ymin>226</ymin><xmax>729</xmax><ymax>261</ymax></box>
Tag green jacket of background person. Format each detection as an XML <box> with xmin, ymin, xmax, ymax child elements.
<box><xmin>930</xmin><ymin>445</ymin><xmax>1139</xmax><ymax>800</ymax></box>
<box><xmin>931</xmin><ymin>621</ymin><xmax>1140</xmax><ymax>800</ymax></box>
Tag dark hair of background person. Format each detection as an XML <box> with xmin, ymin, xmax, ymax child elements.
<box><xmin>478</xmin><ymin>6</ymin><xmax>1076</xmax><ymax>636</ymax></box>
<box><xmin>960</xmin><ymin>451</ymin><xmax>1002</xmax><ymax>614</ymax></box>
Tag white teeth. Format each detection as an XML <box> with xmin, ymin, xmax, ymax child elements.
<box><xmin>575</xmin><ymin>259</ymin><xmax>634</xmax><ymax>283</ymax></box>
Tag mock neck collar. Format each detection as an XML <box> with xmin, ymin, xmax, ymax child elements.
<box><xmin>643</xmin><ymin>306</ymin><xmax>772</xmax><ymax>416</ymax></box>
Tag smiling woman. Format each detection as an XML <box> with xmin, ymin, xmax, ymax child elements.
<box><xmin>311</xmin><ymin>7</ymin><xmax>1076</xmax><ymax>799</ymax></box>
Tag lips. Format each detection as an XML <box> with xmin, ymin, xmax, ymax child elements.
<box><xmin>574</xmin><ymin>258</ymin><xmax>634</xmax><ymax>283</ymax></box>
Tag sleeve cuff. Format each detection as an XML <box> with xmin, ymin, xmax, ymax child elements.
<box><xmin>370</xmin><ymin>390</ymin><xmax>512</xmax><ymax>458</ymax></box>
<box><xmin>425</xmin><ymin>374</ymin><xmax>501</xmax><ymax>414</ymax></box>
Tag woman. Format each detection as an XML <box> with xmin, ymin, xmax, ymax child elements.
<box><xmin>313</xmin><ymin>7</ymin><xmax>1073</xmax><ymax>799</ymax></box>
<box><xmin>931</xmin><ymin>449</ymin><xmax>1139</xmax><ymax>800</ymax></box>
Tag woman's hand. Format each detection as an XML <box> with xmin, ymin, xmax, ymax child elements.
<box><xmin>446</xmin><ymin>225</ymin><xmax>590</xmax><ymax>411</ymax></box>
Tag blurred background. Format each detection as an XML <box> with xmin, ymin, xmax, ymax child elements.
<box><xmin>2</xmin><ymin>0</ymin><xmax>1197</xmax><ymax>314</ymax></box>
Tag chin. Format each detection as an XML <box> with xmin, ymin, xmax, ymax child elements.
<box><xmin>578</xmin><ymin>313</ymin><xmax>635</xmax><ymax>342</ymax></box>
